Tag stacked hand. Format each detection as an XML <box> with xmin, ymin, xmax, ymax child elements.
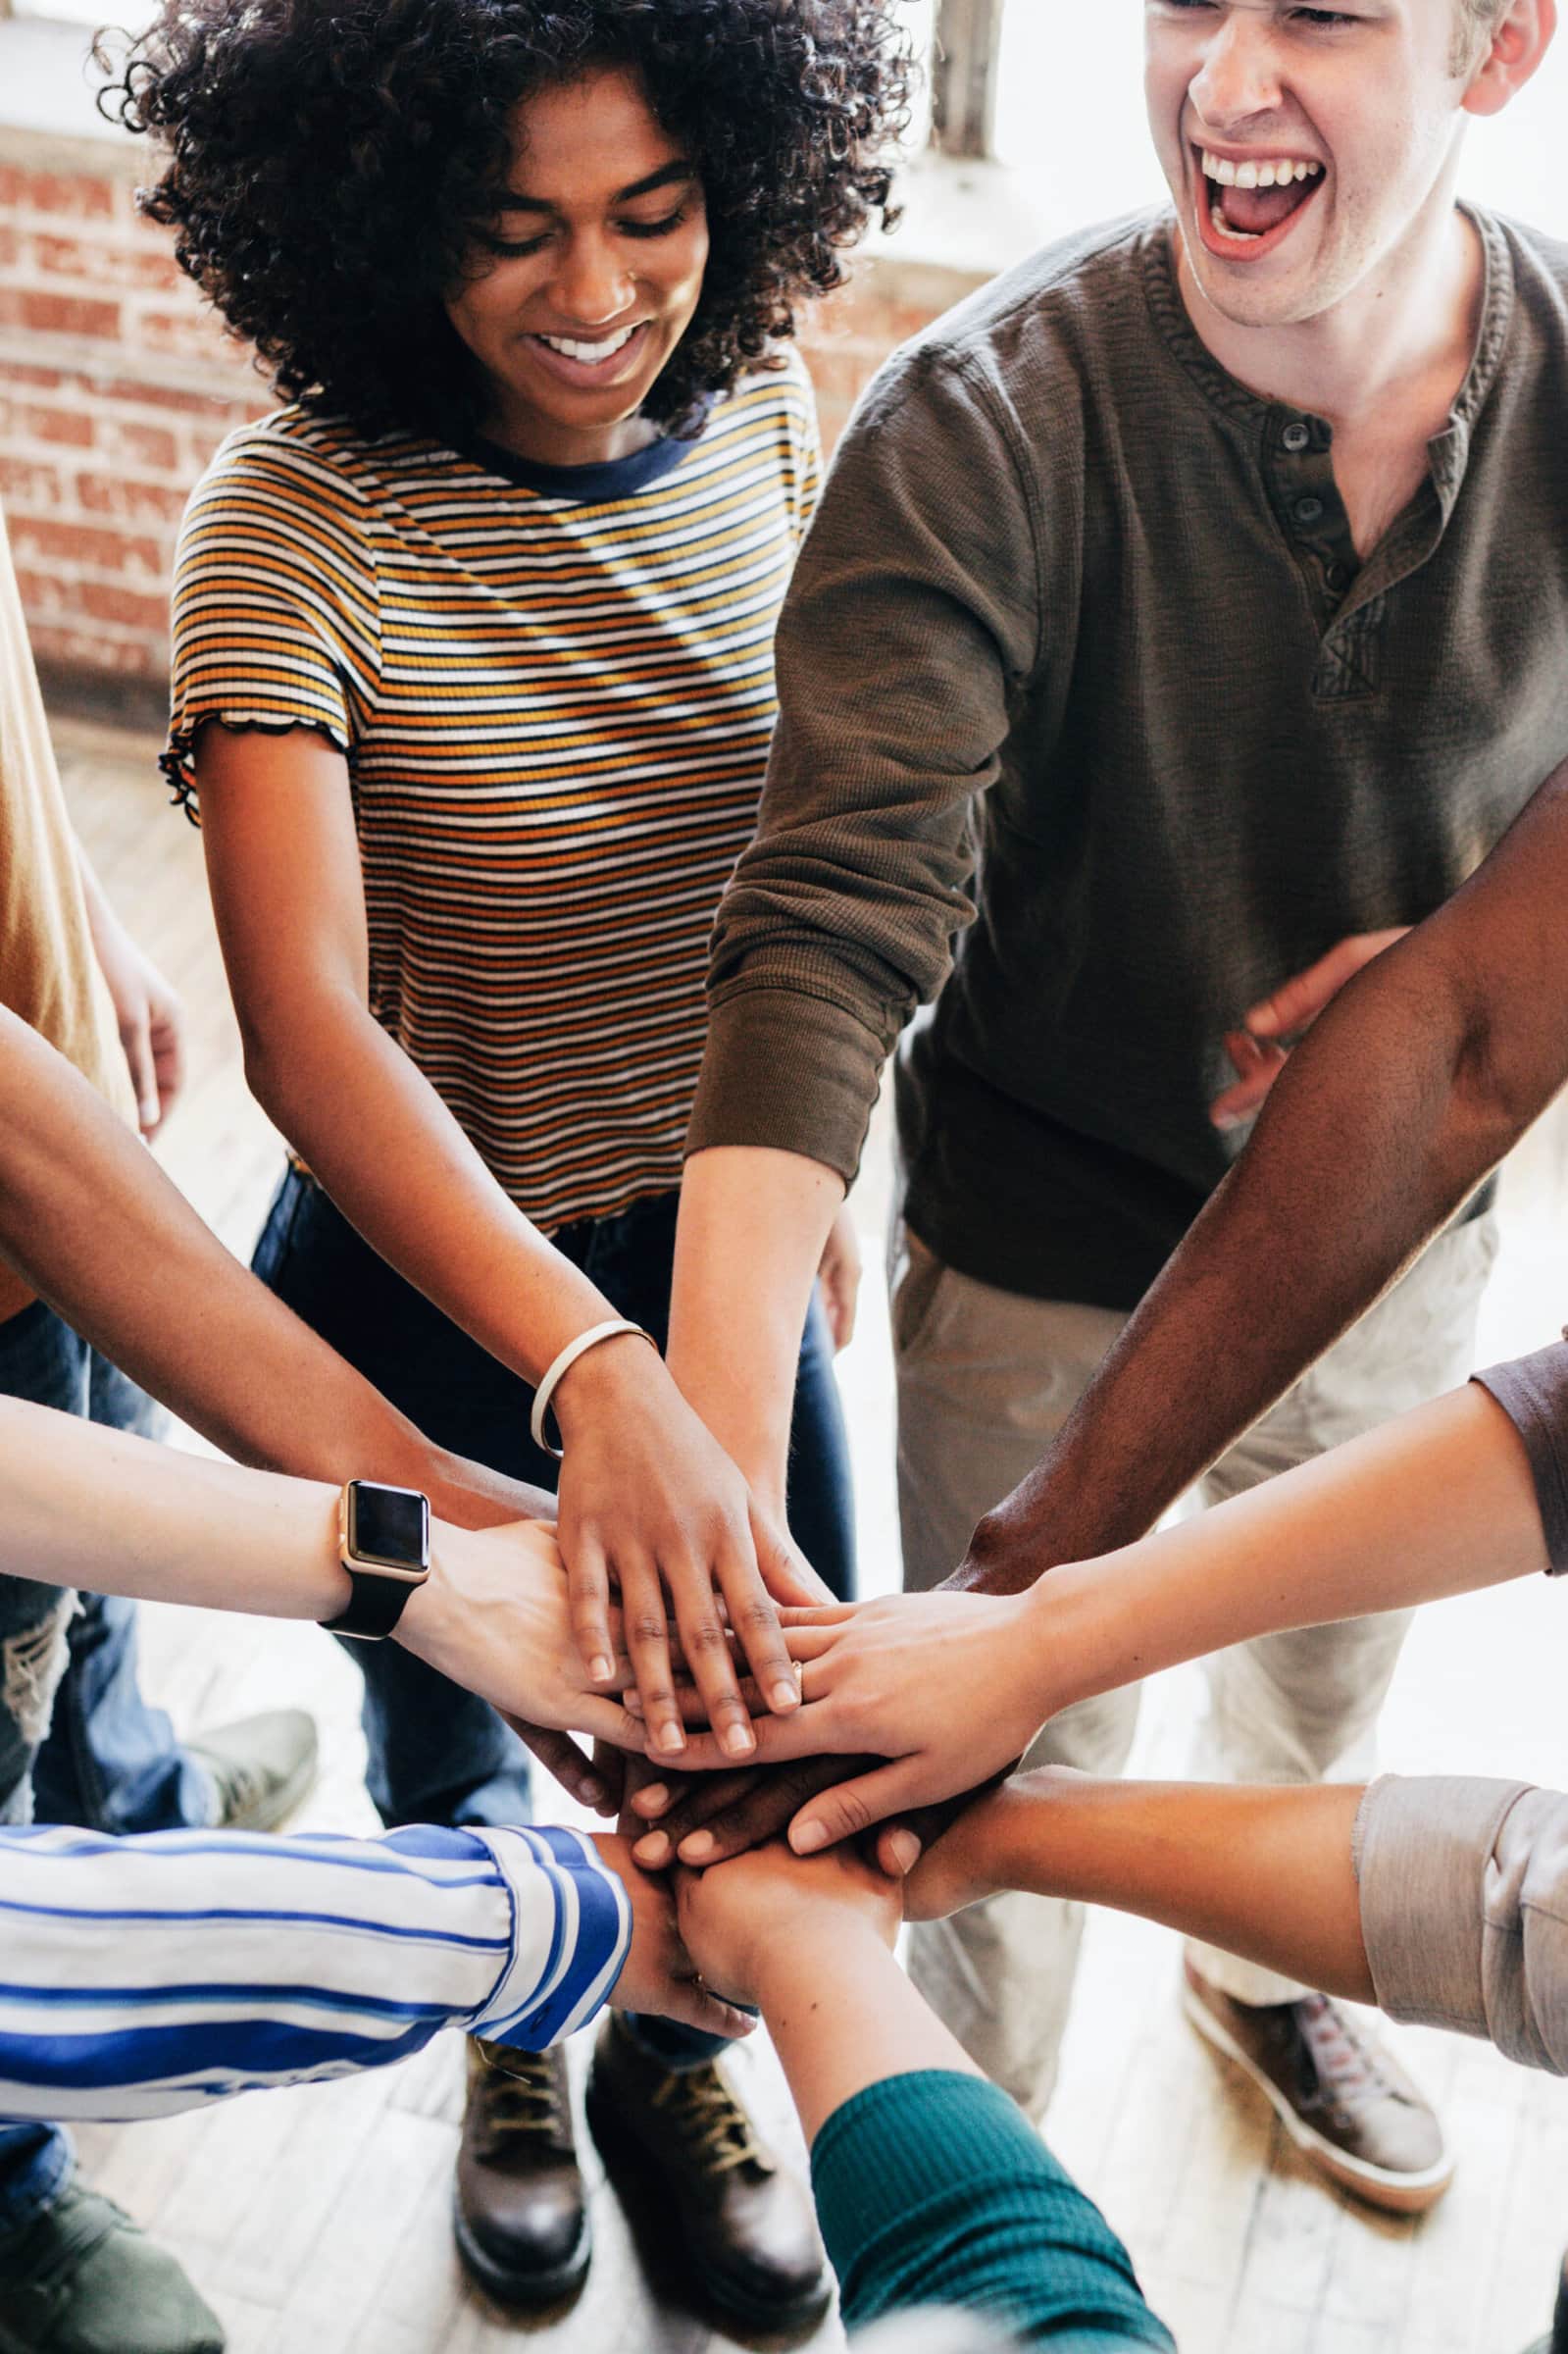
<box><xmin>623</xmin><ymin>1587</ymin><xmax>1052</xmax><ymax>1868</ymax></box>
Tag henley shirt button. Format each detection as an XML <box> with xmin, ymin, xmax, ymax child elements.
<box><xmin>1325</xmin><ymin>560</ymin><xmax>1351</xmax><ymax>591</ymax></box>
<box><xmin>1282</xmin><ymin>422</ymin><xmax>1312</xmax><ymax>453</ymax></box>
<box><xmin>1293</xmin><ymin>494</ymin><xmax>1325</xmax><ymax>526</ymax></box>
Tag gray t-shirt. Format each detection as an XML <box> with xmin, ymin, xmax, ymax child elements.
<box><xmin>690</xmin><ymin>208</ymin><xmax>1568</xmax><ymax>1309</ymax></box>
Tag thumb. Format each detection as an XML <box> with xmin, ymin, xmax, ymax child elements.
<box><xmin>671</xmin><ymin>1979</ymin><xmax>758</xmax><ymax>2040</ymax></box>
<box><xmin>122</xmin><ymin>1013</ymin><xmax>160</xmax><ymax>1134</ymax></box>
<box><xmin>1245</xmin><ymin>933</ymin><xmax>1395</xmax><ymax>1041</ymax></box>
<box><xmin>788</xmin><ymin>1757</ymin><xmax>928</xmax><ymax>1857</ymax></box>
<box><xmin>753</xmin><ymin>1507</ymin><xmax>834</xmax><ymax>1607</ymax></box>
<box><xmin>879</xmin><ymin>1825</ymin><xmax>923</xmax><ymax>1877</ymax></box>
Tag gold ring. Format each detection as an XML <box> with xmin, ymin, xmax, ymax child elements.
<box><xmin>793</xmin><ymin>1660</ymin><xmax>805</xmax><ymax>1698</ymax></box>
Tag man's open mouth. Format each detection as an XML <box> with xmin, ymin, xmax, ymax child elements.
<box><xmin>1195</xmin><ymin>146</ymin><xmax>1325</xmax><ymax>254</ymax></box>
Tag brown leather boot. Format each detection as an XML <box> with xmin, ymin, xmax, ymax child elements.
<box><xmin>585</xmin><ymin>2016</ymin><xmax>829</xmax><ymax>2328</ymax></box>
<box><xmin>1183</xmin><ymin>1957</ymin><xmax>1454</xmax><ymax>2215</ymax></box>
<box><xmin>453</xmin><ymin>2039</ymin><xmax>589</xmax><ymax>2306</ymax></box>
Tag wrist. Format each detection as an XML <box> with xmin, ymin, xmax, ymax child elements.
<box><xmin>388</xmin><ymin>1526</ymin><xmax>463</xmax><ymax>1669</ymax></box>
<box><xmin>550</xmin><ymin>1327</ymin><xmax>666</xmax><ymax>1443</ymax></box>
<box><xmin>751</xmin><ymin>1910</ymin><xmax>888</xmax><ymax>2017</ymax></box>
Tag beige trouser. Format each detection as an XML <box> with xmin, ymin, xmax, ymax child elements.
<box><xmin>891</xmin><ymin>1209</ymin><xmax>1500</xmax><ymax>2117</ymax></box>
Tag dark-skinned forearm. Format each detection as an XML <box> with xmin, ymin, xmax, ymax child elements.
<box><xmin>955</xmin><ymin>944</ymin><xmax>1543</xmax><ymax>1593</ymax></box>
<box><xmin>954</xmin><ymin>762</ymin><xmax>1568</xmax><ymax>1594</ymax></box>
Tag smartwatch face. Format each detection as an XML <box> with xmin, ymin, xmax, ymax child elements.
<box><xmin>345</xmin><ymin>1482</ymin><xmax>430</xmax><ymax>1574</ymax></box>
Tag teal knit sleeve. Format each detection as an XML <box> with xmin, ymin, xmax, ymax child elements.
<box><xmin>811</xmin><ymin>2072</ymin><xmax>1175</xmax><ymax>2350</ymax></box>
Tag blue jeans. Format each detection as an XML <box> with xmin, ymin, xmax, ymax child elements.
<box><xmin>0</xmin><ymin>1302</ymin><xmax>217</xmax><ymax>2226</ymax></box>
<box><xmin>252</xmin><ymin>1167</ymin><xmax>856</xmax><ymax>2067</ymax></box>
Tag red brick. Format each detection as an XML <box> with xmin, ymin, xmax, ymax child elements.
<box><xmin>27</xmin><ymin>625</ymin><xmax>165</xmax><ymax>681</ymax></box>
<box><xmin>0</xmin><ymin>288</ymin><xmax>123</xmax><ymax>340</ymax></box>
<box><xmin>78</xmin><ymin>579</ymin><xmax>170</xmax><ymax>633</ymax></box>
<box><xmin>0</xmin><ymin>456</ymin><xmax>66</xmax><ymax>508</ymax></box>
<box><xmin>95</xmin><ymin>377</ymin><xmax>255</xmax><ymax>415</ymax></box>
<box><xmin>0</xmin><ymin>168</ymin><xmax>116</xmax><ymax>223</ymax></box>
<box><xmin>94</xmin><ymin>419</ymin><xmax>179</xmax><ymax>472</ymax></box>
<box><xmin>8</xmin><ymin>514</ymin><xmax>164</xmax><ymax>577</ymax></box>
<box><xmin>0</xmin><ymin>396</ymin><xmax>94</xmax><ymax>449</ymax></box>
<box><xmin>134</xmin><ymin>306</ymin><xmax>236</xmax><ymax>364</ymax></box>
<box><xmin>29</xmin><ymin>231</ymin><xmax>181</xmax><ymax>295</ymax></box>
<box><xmin>0</xmin><ymin>363</ymin><xmax>65</xmax><ymax>394</ymax></box>
<box><xmin>76</xmin><ymin>471</ymin><xmax>190</xmax><ymax>525</ymax></box>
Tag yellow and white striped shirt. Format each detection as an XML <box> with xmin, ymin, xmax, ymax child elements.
<box><xmin>166</xmin><ymin>361</ymin><xmax>819</xmax><ymax>1233</ymax></box>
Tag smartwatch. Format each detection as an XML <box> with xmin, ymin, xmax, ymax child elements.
<box><xmin>323</xmin><ymin>1480</ymin><xmax>430</xmax><ymax>1641</ymax></box>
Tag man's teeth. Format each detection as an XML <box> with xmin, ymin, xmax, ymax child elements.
<box><xmin>536</xmin><ymin>325</ymin><xmax>641</xmax><ymax>364</ymax></box>
<box><xmin>1201</xmin><ymin>150</ymin><xmax>1323</xmax><ymax>190</ymax></box>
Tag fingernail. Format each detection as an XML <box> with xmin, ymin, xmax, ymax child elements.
<box><xmin>658</xmin><ymin>1723</ymin><xmax>686</xmax><ymax>1756</ymax></box>
<box><xmin>792</xmin><ymin>1821</ymin><xmax>828</xmax><ymax>1855</ymax></box>
<box><xmin>590</xmin><ymin>1655</ymin><xmax>614</xmax><ymax>1685</ymax></box>
<box><xmin>636</xmin><ymin>1783</ymin><xmax>670</xmax><ymax>1814</ymax></box>
<box><xmin>886</xmin><ymin>1829</ymin><xmax>921</xmax><ymax>1874</ymax></box>
<box><xmin>681</xmin><ymin>1830</ymin><xmax>716</xmax><ymax>1862</ymax></box>
<box><xmin>724</xmin><ymin>1723</ymin><xmax>755</xmax><ymax>1759</ymax></box>
<box><xmin>634</xmin><ymin>1833</ymin><xmax>671</xmax><ymax>1866</ymax></box>
<box><xmin>771</xmin><ymin>1680</ymin><xmax>800</xmax><ymax>1713</ymax></box>
<box><xmin>580</xmin><ymin>1780</ymin><xmax>606</xmax><ymax>1809</ymax></box>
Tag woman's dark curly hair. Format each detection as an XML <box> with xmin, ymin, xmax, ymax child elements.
<box><xmin>99</xmin><ymin>0</ymin><xmax>911</xmax><ymax>441</ymax></box>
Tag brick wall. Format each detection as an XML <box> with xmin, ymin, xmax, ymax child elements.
<box><xmin>0</xmin><ymin>123</ymin><xmax>983</xmax><ymax>701</ymax></box>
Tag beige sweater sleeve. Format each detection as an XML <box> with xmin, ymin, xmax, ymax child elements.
<box><xmin>1355</xmin><ymin>1774</ymin><xmax>1568</xmax><ymax>2074</ymax></box>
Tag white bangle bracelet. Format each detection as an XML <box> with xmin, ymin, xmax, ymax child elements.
<box><xmin>530</xmin><ymin>1319</ymin><xmax>656</xmax><ymax>1460</ymax></box>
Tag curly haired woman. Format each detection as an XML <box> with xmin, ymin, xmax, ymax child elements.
<box><xmin>105</xmin><ymin>0</ymin><xmax>909</xmax><ymax>2316</ymax></box>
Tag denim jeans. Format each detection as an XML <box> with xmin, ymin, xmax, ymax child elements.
<box><xmin>0</xmin><ymin>1301</ymin><xmax>217</xmax><ymax>2226</ymax></box>
<box><xmin>253</xmin><ymin>1165</ymin><xmax>856</xmax><ymax>2068</ymax></box>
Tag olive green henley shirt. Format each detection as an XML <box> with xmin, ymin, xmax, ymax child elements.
<box><xmin>689</xmin><ymin>208</ymin><xmax>1568</xmax><ymax>1308</ymax></box>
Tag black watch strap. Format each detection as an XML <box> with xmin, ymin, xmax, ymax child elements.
<box><xmin>323</xmin><ymin>1568</ymin><xmax>420</xmax><ymax>1642</ymax></box>
<box><xmin>323</xmin><ymin>1480</ymin><xmax>430</xmax><ymax>1642</ymax></box>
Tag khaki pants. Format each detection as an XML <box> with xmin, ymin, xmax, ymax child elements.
<box><xmin>891</xmin><ymin>1210</ymin><xmax>1500</xmax><ymax>2117</ymax></box>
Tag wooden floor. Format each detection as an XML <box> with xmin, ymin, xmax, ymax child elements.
<box><xmin>53</xmin><ymin>710</ymin><xmax>1568</xmax><ymax>2354</ymax></box>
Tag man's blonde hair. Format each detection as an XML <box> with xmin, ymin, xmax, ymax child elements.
<box><xmin>1454</xmin><ymin>0</ymin><xmax>1506</xmax><ymax>71</ymax></box>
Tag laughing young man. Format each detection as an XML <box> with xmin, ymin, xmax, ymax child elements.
<box><xmin>659</xmin><ymin>0</ymin><xmax>1567</xmax><ymax>2212</ymax></box>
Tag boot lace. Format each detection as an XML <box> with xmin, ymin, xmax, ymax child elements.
<box><xmin>649</xmin><ymin>2064</ymin><xmax>767</xmax><ymax>2178</ymax></box>
<box><xmin>472</xmin><ymin>2043</ymin><xmax>573</xmax><ymax>2152</ymax></box>
<box><xmin>1295</xmin><ymin>1995</ymin><xmax>1398</xmax><ymax>2114</ymax></box>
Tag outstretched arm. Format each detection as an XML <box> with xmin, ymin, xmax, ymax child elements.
<box><xmin>959</xmin><ymin>755</ymin><xmax>1568</xmax><ymax>1592</ymax></box>
<box><xmin>0</xmin><ymin>1391</ymin><xmax>646</xmax><ymax>1751</ymax></box>
<box><xmin>0</xmin><ymin>1006</ymin><xmax>546</xmax><ymax>1531</ymax></box>
<box><xmin>676</xmin><ymin>1845</ymin><xmax>1173</xmax><ymax>2347</ymax></box>
<box><xmin>905</xmin><ymin>1771</ymin><xmax>1374</xmax><ymax>2003</ymax></box>
<box><xmin>0</xmin><ymin>1819</ymin><xmax>748</xmax><ymax>2123</ymax></box>
<box><xmin>906</xmin><ymin>1766</ymin><xmax>1568</xmax><ymax>2078</ymax></box>
<box><xmin>648</xmin><ymin>1378</ymin><xmax>1548</xmax><ymax>1853</ymax></box>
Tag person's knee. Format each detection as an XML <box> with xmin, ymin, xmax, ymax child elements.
<box><xmin>0</xmin><ymin>1588</ymin><xmax>76</xmax><ymax>1810</ymax></box>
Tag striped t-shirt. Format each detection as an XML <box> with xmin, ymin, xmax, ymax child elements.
<box><xmin>166</xmin><ymin>362</ymin><xmax>819</xmax><ymax>1234</ymax></box>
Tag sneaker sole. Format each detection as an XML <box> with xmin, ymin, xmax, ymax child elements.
<box><xmin>450</xmin><ymin>2189</ymin><xmax>591</xmax><ymax>2310</ymax></box>
<box><xmin>583</xmin><ymin>2071</ymin><xmax>832</xmax><ymax>2331</ymax></box>
<box><xmin>1181</xmin><ymin>1976</ymin><xmax>1455</xmax><ymax>2216</ymax></box>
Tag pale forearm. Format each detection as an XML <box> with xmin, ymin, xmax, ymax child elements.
<box><xmin>975</xmin><ymin>1773</ymin><xmax>1373</xmax><ymax>2002</ymax></box>
<box><xmin>1032</xmin><ymin>1383</ymin><xmax>1543</xmax><ymax>1714</ymax></box>
<box><xmin>0</xmin><ymin>1395</ymin><xmax>347</xmax><ymax>1618</ymax></box>
<box><xmin>753</xmin><ymin>1919</ymin><xmax>979</xmax><ymax>2148</ymax></box>
<box><xmin>668</xmin><ymin>1146</ymin><xmax>842</xmax><ymax>1506</ymax></box>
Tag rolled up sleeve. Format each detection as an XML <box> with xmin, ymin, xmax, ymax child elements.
<box><xmin>1355</xmin><ymin>1775</ymin><xmax>1568</xmax><ymax>2073</ymax></box>
<box><xmin>1474</xmin><ymin>1343</ymin><xmax>1568</xmax><ymax>1575</ymax></box>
